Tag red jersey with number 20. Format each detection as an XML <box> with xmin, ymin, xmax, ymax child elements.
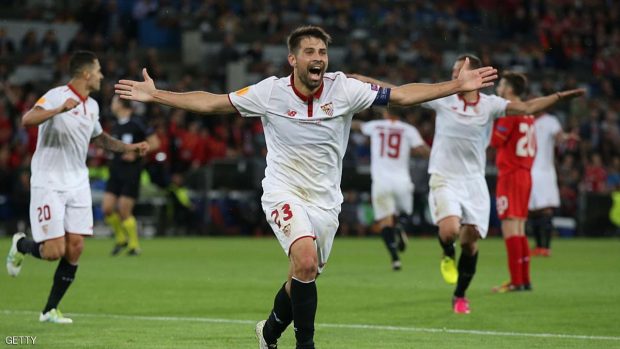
<box><xmin>490</xmin><ymin>115</ymin><xmax>536</xmax><ymax>176</ymax></box>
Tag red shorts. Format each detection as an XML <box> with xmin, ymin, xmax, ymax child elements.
<box><xmin>496</xmin><ymin>170</ymin><xmax>532</xmax><ymax>220</ymax></box>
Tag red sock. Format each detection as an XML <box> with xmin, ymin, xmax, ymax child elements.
<box><xmin>520</xmin><ymin>236</ymin><xmax>531</xmax><ymax>285</ymax></box>
<box><xmin>505</xmin><ymin>236</ymin><xmax>523</xmax><ymax>286</ymax></box>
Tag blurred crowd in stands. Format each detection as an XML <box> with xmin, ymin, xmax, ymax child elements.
<box><xmin>0</xmin><ymin>0</ymin><xmax>619</xmax><ymax>236</ymax></box>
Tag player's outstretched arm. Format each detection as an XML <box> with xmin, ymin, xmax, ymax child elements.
<box><xmin>115</xmin><ymin>68</ymin><xmax>236</xmax><ymax>115</ymax></box>
<box><xmin>22</xmin><ymin>98</ymin><xmax>79</xmax><ymax>127</ymax></box>
<box><xmin>505</xmin><ymin>88</ymin><xmax>586</xmax><ymax>115</ymax></box>
<box><xmin>349</xmin><ymin>58</ymin><xmax>498</xmax><ymax>106</ymax></box>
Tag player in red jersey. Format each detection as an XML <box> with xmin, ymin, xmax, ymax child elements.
<box><xmin>490</xmin><ymin>72</ymin><xmax>535</xmax><ymax>292</ymax></box>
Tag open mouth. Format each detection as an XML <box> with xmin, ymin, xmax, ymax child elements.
<box><xmin>308</xmin><ymin>65</ymin><xmax>323</xmax><ymax>81</ymax></box>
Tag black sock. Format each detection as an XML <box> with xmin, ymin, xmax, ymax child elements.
<box><xmin>43</xmin><ymin>258</ymin><xmax>78</xmax><ymax>314</ymax></box>
<box><xmin>541</xmin><ymin>215</ymin><xmax>553</xmax><ymax>249</ymax></box>
<box><xmin>290</xmin><ymin>278</ymin><xmax>317</xmax><ymax>349</ymax></box>
<box><xmin>263</xmin><ymin>282</ymin><xmax>293</xmax><ymax>345</ymax></box>
<box><xmin>381</xmin><ymin>227</ymin><xmax>399</xmax><ymax>262</ymax></box>
<box><xmin>454</xmin><ymin>251</ymin><xmax>478</xmax><ymax>298</ymax></box>
<box><xmin>531</xmin><ymin>217</ymin><xmax>542</xmax><ymax>248</ymax></box>
<box><xmin>438</xmin><ymin>235</ymin><xmax>455</xmax><ymax>258</ymax></box>
<box><xmin>17</xmin><ymin>237</ymin><xmax>42</xmax><ymax>259</ymax></box>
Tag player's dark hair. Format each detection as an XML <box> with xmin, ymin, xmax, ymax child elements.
<box><xmin>456</xmin><ymin>53</ymin><xmax>482</xmax><ymax>69</ymax></box>
<box><xmin>69</xmin><ymin>50</ymin><xmax>97</xmax><ymax>77</ymax></box>
<box><xmin>502</xmin><ymin>71</ymin><xmax>528</xmax><ymax>97</ymax></box>
<box><xmin>287</xmin><ymin>26</ymin><xmax>332</xmax><ymax>54</ymax></box>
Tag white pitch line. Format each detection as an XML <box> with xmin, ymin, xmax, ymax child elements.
<box><xmin>2</xmin><ymin>309</ymin><xmax>619</xmax><ymax>342</ymax></box>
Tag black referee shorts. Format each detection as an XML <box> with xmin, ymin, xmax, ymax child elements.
<box><xmin>105</xmin><ymin>166</ymin><xmax>142</xmax><ymax>199</ymax></box>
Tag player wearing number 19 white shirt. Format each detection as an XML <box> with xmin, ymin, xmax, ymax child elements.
<box><xmin>114</xmin><ymin>26</ymin><xmax>499</xmax><ymax>349</ymax></box>
<box><xmin>355</xmin><ymin>109</ymin><xmax>429</xmax><ymax>270</ymax></box>
<box><xmin>350</xmin><ymin>54</ymin><xmax>584</xmax><ymax>314</ymax></box>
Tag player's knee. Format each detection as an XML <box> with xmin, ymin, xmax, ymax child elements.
<box><xmin>294</xmin><ymin>256</ymin><xmax>318</xmax><ymax>280</ymax></box>
<box><xmin>460</xmin><ymin>241</ymin><xmax>478</xmax><ymax>255</ymax></box>
<box><xmin>42</xmin><ymin>242</ymin><xmax>65</xmax><ymax>260</ymax></box>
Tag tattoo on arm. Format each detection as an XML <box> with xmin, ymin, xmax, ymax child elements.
<box><xmin>92</xmin><ymin>132</ymin><xmax>128</xmax><ymax>153</ymax></box>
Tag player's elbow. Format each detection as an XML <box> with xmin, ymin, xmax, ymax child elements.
<box><xmin>21</xmin><ymin>113</ymin><xmax>36</xmax><ymax>127</ymax></box>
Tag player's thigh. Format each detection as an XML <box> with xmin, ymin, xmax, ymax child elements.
<box><xmin>461</xmin><ymin>177</ymin><xmax>491</xmax><ymax>238</ymax></box>
<box><xmin>30</xmin><ymin>187</ymin><xmax>66</xmax><ymax>243</ymax></box>
<box><xmin>371</xmin><ymin>182</ymin><xmax>396</xmax><ymax>221</ymax></box>
<box><xmin>262</xmin><ymin>196</ymin><xmax>314</xmax><ymax>257</ymax></box>
<box><xmin>529</xmin><ymin>170</ymin><xmax>559</xmax><ymax>210</ymax></box>
<box><xmin>394</xmin><ymin>183</ymin><xmax>414</xmax><ymax>216</ymax></box>
<box><xmin>64</xmin><ymin>185</ymin><xmax>94</xmax><ymax>236</ymax></box>
<box><xmin>307</xmin><ymin>205</ymin><xmax>339</xmax><ymax>272</ymax></box>
<box><xmin>428</xmin><ymin>174</ymin><xmax>463</xmax><ymax>225</ymax></box>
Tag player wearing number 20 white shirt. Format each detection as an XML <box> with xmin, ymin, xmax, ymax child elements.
<box><xmin>355</xmin><ymin>109</ymin><xmax>429</xmax><ymax>270</ymax></box>
<box><xmin>6</xmin><ymin>51</ymin><xmax>149</xmax><ymax>324</ymax></box>
<box><xmin>114</xmin><ymin>26</ymin><xmax>500</xmax><ymax>348</ymax></box>
<box><xmin>350</xmin><ymin>54</ymin><xmax>584</xmax><ymax>315</ymax></box>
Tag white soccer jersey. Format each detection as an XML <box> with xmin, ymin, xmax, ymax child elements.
<box><xmin>30</xmin><ymin>85</ymin><xmax>103</xmax><ymax>190</ymax></box>
<box><xmin>421</xmin><ymin>93</ymin><xmax>509</xmax><ymax>179</ymax></box>
<box><xmin>229</xmin><ymin>72</ymin><xmax>385</xmax><ymax>209</ymax></box>
<box><xmin>531</xmin><ymin>113</ymin><xmax>561</xmax><ymax>174</ymax></box>
<box><xmin>360</xmin><ymin>119</ymin><xmax>425</xmax><ymax>184</ymax></box>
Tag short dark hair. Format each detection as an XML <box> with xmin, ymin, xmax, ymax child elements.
<box><xmin>287</xmin><ymin>26</ymin><xmax>332</xmax><ymax>54</ymax></box>
<box><xmin>456</xmin><ymin>53</ymin><xmax>482</xmax><ymax>69</ymax></box>
<box><xmin>117</xmin><ymin>96</ymin><xmax>133</xmax><ymax>109</ymax></box>
<box><xmin>69</xmin><ymin>50</ymin><xmax>97</xmax><ymax>77</ymax></box>
<box><xmin>502</xmin><ymin>71</ymin><xmax>528</xmax><ymax>97</ymax></box>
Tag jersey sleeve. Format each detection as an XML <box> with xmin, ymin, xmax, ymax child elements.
<box><xmin>34</xmin><ymin>88</ymin><xmax>61</xmax><ymax>110</ymax></box>
<box><xmin>406</xmin><ymin>125</ymin><xmax>425</xmax><ymax>148</ymax></box>
<box><xmin>420</xmin><ymin>99</ymin><xmax>438</xmax><ymax>110</ymax></box>
<box><xmin>490</xmin><ymin>117</ymin><xmax>513</xmax><ymax>148</ymax></box>
<box><xmin>344</xmin><ymin>76</ymin><xmax>387</xmax><ymax>114</ymax></box>
<box><xmin>488</xmin><ymin>94</ymin><xmax>511</xmax><ymax>120</ymax></box>
<box><xmin>228</xmin><ymin>77</ymin><xmax>276</xmax><ymax>118</ymax></box>
<box><xmin>360</xmin><ymin>121</ymin><xmax>374</xmax><ymax>136</ymax></box>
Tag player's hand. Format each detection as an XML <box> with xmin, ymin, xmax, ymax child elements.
<box><xmin>58</xmin><ymin>98</ymin><xmax>80</xmax><ymax>113</ymax></box>
<box><xmin>457</xmin><ymin>57</ymin><xmax>498</xmax><ymax>91</ymax></box>
<box><xmin>115</xmin><ymin>68</ymin><xmax>156</xmax><ymax>103</ymax></box>
<box><xmin>125</xmin><ymin>141</ymin><xmax>150</xmax><ymax>157</ymax></box>
<box><xmin>557</xmin><ymin>88</ymin><xmax>586</xmax><ymax>100</ymax></box>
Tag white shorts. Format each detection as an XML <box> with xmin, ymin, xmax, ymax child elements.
<box><xmin>262</xmin><ymin>193</ymin><xmax>340</xmax><ymax>273</ymax></box>
<box><xmin>371</xmin><ymin>179</ymin><xmax>413</xmax><ymax>220</ymax></box>
<box><xmin>30</xmin><ymin>185</ymin><xmax>94</xmax><ymax>242</ymax></box>
<box><xmin>428</xmin><ymin>174</ymin><xmax>490</xmax><ymax>238</ymax></box>
<box><xmin>529</xmin><ymin>170</ymin><xmax>560</xmax><ymax>210</ymax></box>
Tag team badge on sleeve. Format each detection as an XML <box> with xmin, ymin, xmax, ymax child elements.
<box><xmin>320</xmin><ymin>102</ymin><xmax>334</xmax><ymax>117</ymax></box>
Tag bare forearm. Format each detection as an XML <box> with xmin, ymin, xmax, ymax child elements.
<box><xmin>22</xmin><ymin>107</ymin><xmax>61</xmax><ymax>127</ymax></box>
<box><xmin>507</xmin><ymin>94</ymin><xmax>560</xmax><ymax>115</ymax></box>
<box><xmin>92</xmin><ymin>132</ymin><xmax>129</xmax><ymax>153</ymax></box>
<box><xmin>152</xmin><ymin>90</ymin><xmax>233</xmax><ymax>114</ymax></box>
<box><xmin>391</xmin><ymin>80</ymin><xmax>463</xmax><ymax>106</ymax></box>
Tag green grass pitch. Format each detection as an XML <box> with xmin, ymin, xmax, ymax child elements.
<box><xmin>1</xmin><ymin>236</ymin><xmax>619</xmax><ymax>348</ymax></box>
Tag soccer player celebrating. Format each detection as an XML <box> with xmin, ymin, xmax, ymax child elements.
<box><xmin>6</xmin><ymin>51</ymin><xmax>149</xmax><ymax>323</ymax></box>
<box><xmin>115</xmin><ymin>26</ymin><xmax>497</xmax><ymax>348</ymax></box>
<box><xmin>528</xmin><ymin>112</ymin><xmax>578</xmax><ymax>256</ymax></box>
<box><xmin>349</xmin><ymin>54</ymin><xmax>584</xmax><ymax>314</ymax></box>
<box><xmin>103</xmin><ymin>95</ymin><xmax>159</xmax><ymax>256</ymax></box>
<box><xmin>353</xmin><ymin>107</ymin><xmax>429</xmax><ymax>271</ymax></box>
<box><xmin>489</xmin><ymin>72</ymin><xmax>535</xmax><ymax>292</ymax></box>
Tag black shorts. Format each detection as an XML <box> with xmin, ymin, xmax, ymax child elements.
<box><xmin>105</xmin><ymin>166</ymin><xmax>142</xmax><ymax>199</ymax></box>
